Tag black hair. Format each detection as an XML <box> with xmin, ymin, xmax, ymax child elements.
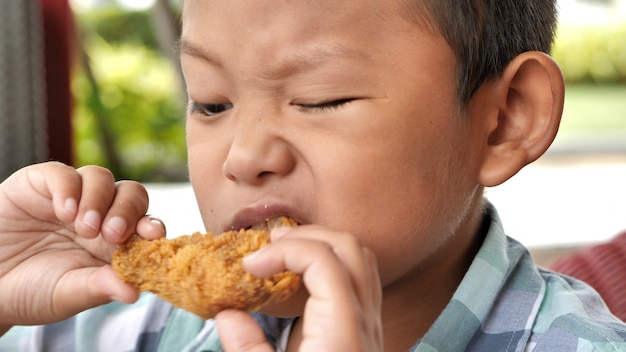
<box><xmin>422</xmin><ymin>0</ymin><xmax>559</xmax><ymax>105</ymax></box>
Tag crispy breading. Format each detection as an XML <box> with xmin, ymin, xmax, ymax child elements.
<box><xmin>112</xmin><ymin>217</ymin><xmax>301</xmax><ymax>319</ymax></box>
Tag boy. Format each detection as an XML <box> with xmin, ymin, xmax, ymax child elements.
<box><xmin>1</xmin><ymin>0</ymin><xmax>625</xmax><ymax>350</ymax></box>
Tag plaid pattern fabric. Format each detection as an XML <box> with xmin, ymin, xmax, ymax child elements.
<box><xmin>550</xmin><ymin>231</ymin><xmax>626</xmax><ymax>322</ymax></box>
<box><xmin>2</xmin><ymin>204</ymin><xmax>626</xmax><ymax>351</ymax></box>
<box><xmin>414</xmin><ymin>206</ymin><xmax>626</xmax><ymax>352</ymax></box>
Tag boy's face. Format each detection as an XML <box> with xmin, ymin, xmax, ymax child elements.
<box><xmin>181</xmin><ymin>0</ymin><xmax>486</xmax><ymax>285</ymax></box>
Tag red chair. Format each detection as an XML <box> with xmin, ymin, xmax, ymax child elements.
<box><xmin>549</xmin><ymin>231</ymin><xmax>626</xmax><ymax>321</ymax></box>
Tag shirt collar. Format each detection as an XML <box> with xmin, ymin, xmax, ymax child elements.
<box><xmin>413</xmin><ymin>203</ymin><xmax>543</xmax><ymax>351</ymax></box>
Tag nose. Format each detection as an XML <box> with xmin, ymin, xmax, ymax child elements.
<box><xmin>222</xmin><ymin>113</ymin><xmax>296</xmax><ymax>185</ymax></box>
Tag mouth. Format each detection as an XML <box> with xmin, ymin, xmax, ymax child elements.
<box><xmin>247</xmin><ymin>216</ymin><xmax>298</xmax><ymax>231</ymax></box>
<box><xmin>228</xmin><ymin>203</ymin><xmax>303</xmax><ymax>232</ymax></box>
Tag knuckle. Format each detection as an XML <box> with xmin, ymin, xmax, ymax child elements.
<box><xmin>116</xmin><ymin>199</ymin><xmax>142</xmax><ymax>214</ymax></box>
<box><xmin>114</xmin><ymin>182</ymin><xmax>149</xmax><ymax>214</ymax></box>
<box><xmin>336</xmin><ymin>232</ymin><xmax>364</xmax><ymax>252</ymax></box>
<box><xmin>77</xmin><ymin>165</ymin><xmax>115</xmax><ymax>181</ymax></box>
<box><xmin>303</xmin><ymin>239</ymin><xmax>337</xmax><ymax>259</ymax></box>
<box><xmin>38</xmin><ymin>161</ymin><xmax>74</xmax><ymax>178</ymax></box>
<box><xmin>45</xmin><ymin>160</ymin><xmax>71</xmax><ymax>170</ymax></box>
<box><xmin>363</xmin><ymin>247</ymin><xmax>377</xmax><ymax>263</ymax></box>
<box><xmin>116</xmin><ymin>180</ymin><xmax>146</xmax><ymax>194</ymax></box>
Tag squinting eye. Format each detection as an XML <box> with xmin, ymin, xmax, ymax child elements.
<box><xmin>191</xmin><ymin>102</ymin><xmax>233</xmax><ymax>116</ymax></box>
<box><xmin>298</xmin><ymin>98</ymin><xmax>356</xmax><ymax>112</ymax></box>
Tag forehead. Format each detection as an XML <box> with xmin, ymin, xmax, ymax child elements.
<box><xmin>180</xmin><ymin>0</ymin><xmax>442</xmax><ymax>77</ymax></box>
<box><xmin>181</xmin><ymin>0</ymin><xmax>435</xmax><ymax>41</ymax></box>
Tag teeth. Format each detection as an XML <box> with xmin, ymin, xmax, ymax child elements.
<box><xmin>249</xmin><ymin>221</ymin><xmax>269</xmax><ymax>230</ymax></box>
<box><xmin>248</xmin><ymin>217</ymin><xmax>295</xmax><ymax>231</ymax></box>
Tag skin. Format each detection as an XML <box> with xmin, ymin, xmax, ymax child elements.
<box><xmin>181</xmin><ymin>0</ymin><xmax>563</xmax><ymax>350</ymax></box>
<box><xmin>181</xmin><ymin>0</ymin><xmax>489</xmax><ymax>350</ymax></box>
<box><xmin>0</xmin><ymin>0</ymin><xmax>564</xmax><ymax>350</ymax></box>
<box><xmin>0</xmin><ymin>163</ymin><xmax>165</xmax><ymax>335</ymax></box>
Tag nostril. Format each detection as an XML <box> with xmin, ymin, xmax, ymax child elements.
<box><xmin>257</xmin><ymin>171</ymin><xmax>274</xmax><ymax>179</ymax></box>
<box><xmin>222</xmin><ymin>159</ymin><xmax>237</xmax><ymax>181</ymax></box>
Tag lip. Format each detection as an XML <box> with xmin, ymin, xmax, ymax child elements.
<box><xmin>227</xmin><ymin>202</ymin><xmax>304</xmax><ymax>231</ymax></box>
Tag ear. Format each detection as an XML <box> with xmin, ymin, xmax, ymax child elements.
<box><xmin>475</xmin><ymin>51</ymin><xmax>565</xmax><ymax>187</ymax></box>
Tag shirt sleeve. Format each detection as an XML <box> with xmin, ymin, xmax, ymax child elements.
<box><xmin>0</xmin><ymin>293</ymin><xmax>173</xmax><ymax>352</ymax></box>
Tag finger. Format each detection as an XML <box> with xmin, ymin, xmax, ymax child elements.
<box><xmin>246</xmin><ymin>236</ymin><xmax>360</xmax><ymax>314</ymax></box>
<box><xmin>284</xmin><ymin>230</ymin><xmax>383</xmax><ymax>347</ymax></box>
<box><xmin>246</xmin><ymin>228</ymin><xmax>382</xmax><ymax>350</ymax></box>
<box><xmin>363</xmin><ymin>247</ymin><xmax>384</xmax><ymax>347</ymax></box>
<box><xmin>246</xmin><ymin>238</ymin><xmax>365</xmax><ymax>350</ymax></box>
<box><xmin>215</xmin><ymin>310</ymin><xmax>273</xmax><ymax>352</ymax></box>
<box><xmin>135</xmin><ymin>215</ymin><xmax>167</xmax><ymax>240</ymax></box>
<box><xmin>270</xmin><ymin>226</ymin><xmax>377</xmax><ymax>309</ymax></box>
<box><xmin>245</xmin><ymin>236</ymin><xmax>354</xmax><ymax>303</ymax></box>
<box><xmin>364</xmin><ymin>248</ymin><xmax>382</xmax><ymax>313</ymax></box>
<box><xmin>74</xmin><ymin>166</ymin><xmax>116</xmax><ymax>239</ymax></box>
<box><xmin>53</xmin><ymin>265</ymin><xmax>139</xmax><ymax>320</ymax></box>
<box><xmin>40</xmin><ymin>162</ymin><xmax>82</xmax><ymax>223</ymax></box>
<box><xmin>86</xmin><ymin>265</ymin><xmax>139</xmax><ymax>304</ymax></box>
<box><xmin>5</xmin><ymin>162</ymin><xmax>82</xmax><ymax>224</ymax></box>
<box><xmin>322</xmin><ymin>232</ymin><xmax>376</xmax><ymax>309</ymax></box>
<box><xmin>100</xmin><ymin>180</ymin><xmax>150</xmax><ymax>244</ymax></box>
<box><xmin>331</xmin><ymin>236</ymin><xmax>382</xmax><ymax>325</ymax></box>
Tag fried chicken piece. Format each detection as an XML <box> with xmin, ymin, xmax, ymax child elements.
<box><xmin>112</xmin><ymin>217</ymin><xmax>301</xmax><ymax>319</ymax></box>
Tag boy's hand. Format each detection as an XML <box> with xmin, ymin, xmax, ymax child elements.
<box><xmin>215</xmin><ymin>226</ymin><xmax>384</xmax><ymax>352</ymax></box>
<box><xmin>0</xmin><ymin>162</ymin><xmax>165</xmax><ymax>331</ymax></box>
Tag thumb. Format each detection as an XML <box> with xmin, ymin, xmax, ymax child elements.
<box><xmin>215</xmin><ymin>310</ymin><xmax>274</xmax><ymax>352</ymax></box>
<box><xmin>55</xmin><ymin>266</ymin><xmax>139</xmax><ymax>315</ymax></box>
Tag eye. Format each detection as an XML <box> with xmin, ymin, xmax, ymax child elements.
<box><xmin>190</xmin><ymin>102</ymin><xmax>233</xmax><ymax>117</ymax></box>
<box><xmin>297</xmin><ymin>98</ymin><xmax>356</xmax><ymax>113</ymax></box>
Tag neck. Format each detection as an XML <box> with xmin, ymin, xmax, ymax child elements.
<box><xmin>381</xmin><ymin>204</ymin><xmax>487</xmax><ymax>351</ymax></box>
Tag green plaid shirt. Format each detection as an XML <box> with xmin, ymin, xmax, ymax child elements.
<box><xmin>414</xmin><ymin>205</ymin><xmax>626</xmax><ymax>351</ymax></box>
<box><xmin>2</xmin><ymin>205</ymin><xmax>625</xmax><ymax>351</ymax></box>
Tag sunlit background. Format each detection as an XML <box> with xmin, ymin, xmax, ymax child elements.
<box><xmin>72</xmin><ymin>0</ymin><xmax>156</xmax><ymax>11</ymax></box>
<box><xmin>1</xmin><ymin>0</ymin><xmax>624</xmax><ymax>260</ymax></box>
<box><xmin>64</xmin><ymin>0</ymin><xmax>626</xmax><ymax>179</ymax></box>
<box><xmin>71</xmin><ymin>0</ymin><xmax>626</xmax><ymax>255</ymax></box>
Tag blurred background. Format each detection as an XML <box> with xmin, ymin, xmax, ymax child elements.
<box><xmin>0</xmin><ymin>0</ymin><xmax>625</xmax><ymax>258</ymax></box>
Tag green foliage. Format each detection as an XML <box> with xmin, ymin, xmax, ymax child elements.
<box><xmin>553</xmin><ymin>22</ymin><xmax>626</xmax><ymax>83</ymax></box>
<box><xmin>72</xmin><ymin>7</ymin><xmax>624</xmax><ymax>182</ymax></box>
<box><xmin>560</xmin><ymin>84</ymin><xmax>626</xmax><ymax>136</ymax></box>
<box><xmin>73</xmin><ymin>10</ymin><xmax>187</xmax><ymax>182</ymax></box>
<box><xmin>77</xmin><ymin>7</ymin><xmax>160</xmax><ymax>50</ymax></box>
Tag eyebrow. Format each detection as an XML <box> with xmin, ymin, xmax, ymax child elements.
<box><xmin>178</xmin><ymin>39</ymin><xmax>225</xmax><ymax>68</ymax></box>
<box><xmin>178</xmin><ymin>38</ymin><xmax>373</xmax><ymax>79</ymax></box>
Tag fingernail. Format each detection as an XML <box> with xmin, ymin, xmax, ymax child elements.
<box><xmin>148</xmin><ymin>215</ymin><xmax>166</xmax><ymax>235</ymax></box>
<box><xmin>270</xmin><ymin>227</ymin><xmax>290</xmax><ymax>240</ymax></box>
<box><xmin>243</xmin><ymin>249</ymin><xmax>264</xmax><ymax>264</ymax></box>
<box><xmin>64</xmin><ymin>198</ymin><xmax>78</xmax><ymax>215</ymax></box>
<box><xmin>106</xmin><ymin>216</ymin><xmax>127</xmax><ymax>240</ymax></box>
<box><xmin>83</xmin><ymin>210</ymin><xmax>101</xmax><ymax>232</ymax></box>
<box><xmin>109</xmin><ymin>293</ymin><xmax>131</xmax><ymax>303</ymax></box>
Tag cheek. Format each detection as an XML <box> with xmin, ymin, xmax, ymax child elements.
<box><xmin>316</xmin><ymin>117</ymin><xmax>477</xmax><ymax>283</ymax></box>
<box><xmin>186</xmin><ymin>121</ymin><xmax>229</xmax><ymax>227</ymax></box>
<box><xmin>310</xmin><ymin>129</ymin><xmax>435</xmax><ymax>234</ymax></box>
<box><xmin>187</xmin><ymin>121</ymin><xmax>214</xmax><ymax>183</ymax></box>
